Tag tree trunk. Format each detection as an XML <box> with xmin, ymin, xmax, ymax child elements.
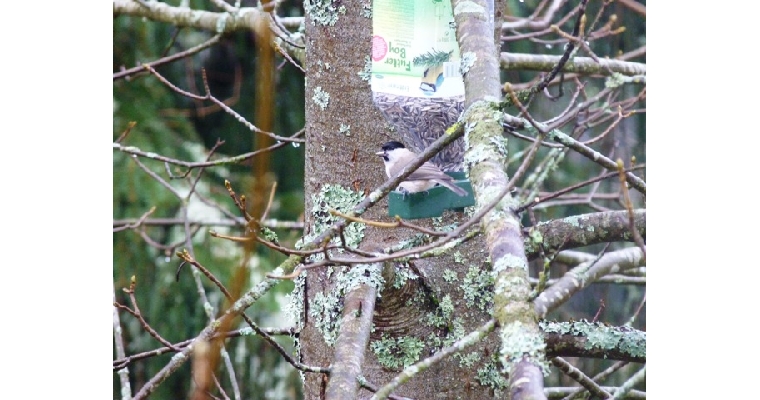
<box><xmin>299</xmin><ymin>2</ymin><xmax>502</xmax><ymax>398</ymax></box>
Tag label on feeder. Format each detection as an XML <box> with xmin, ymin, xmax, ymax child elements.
<box><xmin>370</xmin><ymin>0</ymin><xmax>464</xmax><ymax>98</ymax></box>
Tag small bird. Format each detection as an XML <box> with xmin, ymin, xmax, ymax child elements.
<box><xmin>376</xmin><ymin>141</ymin><xmax>467</xmax><ymax>197</ymax></box>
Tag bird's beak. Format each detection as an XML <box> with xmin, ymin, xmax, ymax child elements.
<box><xmin>375</xmin><ymin>151</ymin><xmax>384</xmax><ymax>156</ymax></box>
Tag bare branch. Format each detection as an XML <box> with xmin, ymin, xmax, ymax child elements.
<box><xmin>616</xmin><ymin>159</ymin><xmax>646</xmax><ymax>258</ymax></box>
<box><xmin>551</xmin><ymin>357</ymin><xmax>611</xmax><ymax>399</ymax></box>
<box><xmin>113</xmin><ymin>206</ymin><xmax>156</xmax><ymax>233</ymax></box>
<box><xmin>115</xmin><ymin>276</ymin><xmax>180</xmax><ymax>352</ymax></box>
<box><xmin>500</xmin><ymin>53</ymin><xmax>646</xmax><ymax>77</ymax></box>
<box><xmin>617</xmin><ymin>0</ymin><xmax>646</xmax><ymax>17</ymax></box>
<box><xmin>534</xmin><ymin>0</ymin><xmax>590</xmax><ymax>93</ymax></box>
<box><xmin>113</xmin><ymin>284</ymin><xmax>132</xmax><ymax>400</ymax></box>
<box><xmin>610</xmin><ymin>366</ymin><xmax>646</xmax><ymax>400</ymax></box>
<box><xmin>113</xmin><ymin>130</ymin><xmax>304</xmax><ymax>170</ymax></box>
<box><xmin>516</xmin><ymin>166</ymin><xmax>645</xmax><ymax>214</ymax></box>
<box><xmin>113</xmin><ymin>327</ymin><xmax>297</xmax><ymax>370</ymax></box>
<box><xmin>502</xmin><ymin>0</ymin><xmax>568</xmax><ymax>30</ymax></box>
<box><xmin>534</xmin><ymin>247</ymin><xmax>645</xmax><ymax>318</ymax></box>
<box><xmin>325</xmin><ymin>281</ymin><xmax>377</xmax><ymax>399</ymax></box>
<box><xmin>113</xmin><ymin>217</ymin><xmax>304</xmax><ymax>230</ymax></box>
<box><xmin>114</xmin><ymin>34</ymin><xmax>222</xmax><ymax>81</ymax></box>
<box><xmin>543</xmin><ymin>321</ymin><xmax>645</xmax><ymax>363</ymax></box>
<box><xmin>545</xmin><ymin>387</ymin><xmax>645</xmax><ymax>399</ymax></box>
<box><xmin>114</xmin><ymin>1</ymin><xmax>264</xmax><ymax>33</ymax></box>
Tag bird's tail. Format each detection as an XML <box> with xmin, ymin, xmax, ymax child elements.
<box><xmin>436</xmin><ymin>179</ymin><xmax>468</xmax><ymax>197</ymax></box>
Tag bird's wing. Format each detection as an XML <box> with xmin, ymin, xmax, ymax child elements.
<box><xmin>405</xmin><ymin>162</ymin><xmax>452</xmax><ymax>181</ymax></box>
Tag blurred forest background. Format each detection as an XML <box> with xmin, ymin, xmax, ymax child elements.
<box><xmin>113</xmin><ymin>2</ymin><xmax>307</xmax><ymax>397</ymax></box>
<box><xmin>113</xmin><ymin>0</ymin><xmax>645</xmax><ymax>398</ymax></box>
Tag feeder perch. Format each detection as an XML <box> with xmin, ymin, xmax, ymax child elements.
<box><xmin>388</xmin><ymin>172</ymin><xmax>475</xmax><ymax>219</ymax></box>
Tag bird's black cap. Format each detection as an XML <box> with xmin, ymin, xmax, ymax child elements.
<box><xmin>380</xmin><ymin>141</ymin><xmax>406</xmax><ymax>151</ymax></box>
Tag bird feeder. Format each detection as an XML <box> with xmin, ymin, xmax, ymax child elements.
<box><xmin>387</xmin><ymin>172</ymin><xmax>475</xmax><ymax>219</ymax></box>
<box><xmin>371</xmin><ymin>0</ymin><xmax>470</xmax><ymax>219</ymax></box>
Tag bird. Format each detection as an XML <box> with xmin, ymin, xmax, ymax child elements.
<box><xmin>375</xmin><ymin>141</ymin><xmax>467</xmax><ymax>197</ymax></box>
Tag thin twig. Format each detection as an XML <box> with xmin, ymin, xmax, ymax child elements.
<box><xmin>113</xmin><ymin>206</ymin><xmax>156</xmax><ymax>233</ymax></box>
<box><xmin>616</xmin><ymin>159</ymin><xmax>646</xmax><ymax>257</ymax></box>
<box><xmin>534</xmin><ymin>0</ymin><xmax>589</xmax><ymax>94</ymax></box>
<box><xmin>551</xmin><ymin>357</ymin><xmax>611</xmax><ymax>399</ymax></box>
<box><xmin>135</xmin><ymin>224</ymin><xmax>202</xmax><ymax>253</ymax></box>
<box><xmin>199</xmin><ymin>68</ymin><xmax>304</xmax><ymax>144</ymax></box>
<box><xmin>211</xmin><ymin>372</ymin><xmax>232</xmax><ymax>400</ymax></box>
<box><xmin>115</xmin><ymin>276</ymin><xmax>180</xmax><ymax>351</ymax></box>
<box><xmin>627</xmin><ymin>292</ymin><xmax>646</xmax><ymax>326</ymax></box>
<box><xmin>175</xmin><ymin>250</ymin><xmax>234</xmax><ymax>301</ymax></box>
<box><xmin>114</xmin><ymin>129</ymin><xmax>304</xmax><ymax>169</ymax></box>
<box><xmin>560</xmin><ymin>361</ymin><xmax>630</xmax><ymax>400</ymax></box>
<box><xmin>529</xmin><ymin>275</ymin><xmax>645</xmax><ymax>286</ymax></box>
<box><xmin>115</xmin><ymin>121</ymin><xmax>137</xmax><ymax>143</ymax></box>
<box><xmin>113</xmin><ymin>284</ymin><xmax>133</xmax><ymax>400</ymax></box>
<box><xmin>238</xmin><ymin>313</ymin><xmax>330</xmax><ymax>374</ymax></box>
<box><xmin>223</xmin><ymin>180</ymin><xmax>254</xmax><ymax>222</ymax></box>
<box><xmin>329</xmin><ymin>209</ymin><xmax>446</xmax><ymax>237</ymax></box>
<box><xmin>359</xmin><ymin>379</ymin><xmax>414</xmax><ymax>400</ymax></box>
<box><xmin>273</xmin><ymin>40</ymin><xmax>306</xmax><ymax>73</ymax></box>
<box><xmin>610</xmin><ymin>366</ymin><xmax>646</xmax><ymax>400</ymax></box>
<box><xmin>114</xmin><ymin>34</ymin><xmax>222</xmax><ymax>81</ymax></box>
<box><xmin>131</xmin><ymin>157</ymin><xmax>182</xmax><ymax>198</ymax></box>
<box><xmin>269</xmin><ymin>223</ymin><xmax>482</xmax><ymax>279</ymax></box>
<box><xmin>591</xmin><ymin>299</ymin><xmax>605</xmax><ymax>323</ymax></box>
<box><xmin>113</xmin><ymin>326</ymin><xmax>297</xmax><ymax>370</ymax></box>
<box><xmin>515</xmin><ymin>165</ymin><xmax>645</xmax><ymax>213</ymax></box>
<box><xmin>260</xmin><ymin>181</ymin><xmax>278</xmax><ymax>221</ymax></box>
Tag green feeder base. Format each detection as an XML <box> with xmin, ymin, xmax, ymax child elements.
<box><xmin>388</xmin><ymin>172</ymin><xmax>475</xmax><ymax>219</ymax></box>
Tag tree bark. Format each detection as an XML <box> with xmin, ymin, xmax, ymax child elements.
<box><xmin>300</xmin><ymin>2</ymin><xmax>501</xmax><ymax>398</ymax></box>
